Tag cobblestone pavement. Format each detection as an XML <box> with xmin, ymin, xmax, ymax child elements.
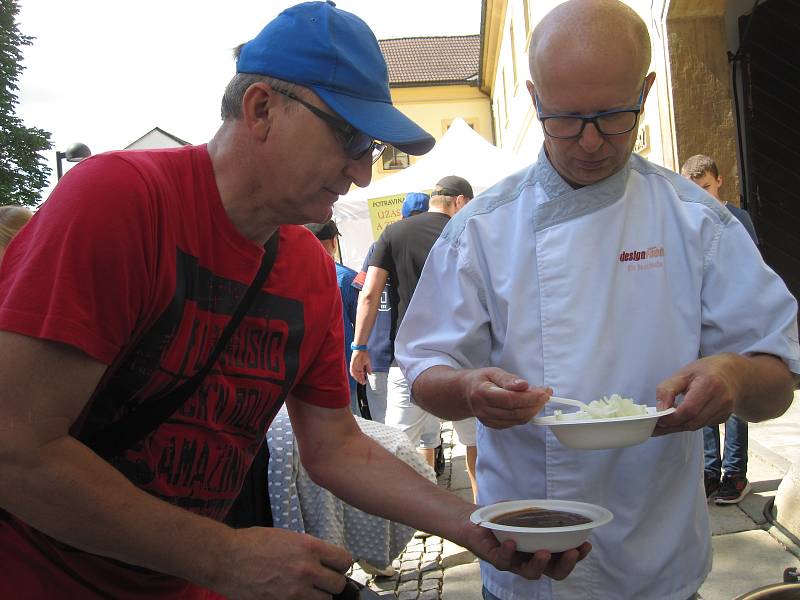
<box><xmin>348</xmin><ymin>423</ymin><xmax>465</xmax><ymax>599</ymax></box>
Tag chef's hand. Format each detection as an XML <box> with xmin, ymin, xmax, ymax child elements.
<box><xmin>460</xmin><ymin>515</ymin><xmax>591</xmax><ymax>581</ymax></box>
<box><xmin>653</xmin><ymin>355</ymin><xmax>738</xmax><ymax>435</ymax></box>
<box><xmin>463</xmin><ymin>367</ymin><xmax>552</xmax><ymax>429</ymax></box>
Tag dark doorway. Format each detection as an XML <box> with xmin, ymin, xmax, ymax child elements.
<box><xmin>738</xmin><ymin>0</ymin><xmax>800</xmax><ymax>303</ymax></box>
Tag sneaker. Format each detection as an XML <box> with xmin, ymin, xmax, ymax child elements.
<box><xmin>704</xmin><ymin>472</ymin><xmax>720</xmax><ymax>500</ymax></box>
<box><xmin>715</xmin><ymin>474</ymin><xmax>751</xmax><ymax>505</ymax></box>
<box><xmin>434</xmin><ymin>444</ymin><xmax>446</xmax><ymax>477</ymax></box>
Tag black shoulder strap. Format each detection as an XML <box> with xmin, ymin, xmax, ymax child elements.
<box><xmin>86</xmin><ymin>232</ymin><xmax>280</xmax><ymax>460</ymax></box>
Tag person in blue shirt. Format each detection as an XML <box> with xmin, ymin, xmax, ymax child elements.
<box><xmin>681</xmin><ymin>154</ymin><xmax>757</xmax><ymax>505</ymax></box>
<box><xmin>306</xmin><ymin>220</ymin><xmax>360</xmax><ymax>414</ymax></box>
<box><xmin>352</xmin><ymin>242</ymin><xmax>394</xmax><ymax>423</ymax></box>
<box><xmin>350</xmin><ymin>192</ymin><xmax>429</xmax><ymax>425</ymax></box>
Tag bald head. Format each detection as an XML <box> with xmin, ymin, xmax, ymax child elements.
<box><xmin>529</xmin><ymin>0</ymin><xmax>651</xmax><ymax>90</ymax></box>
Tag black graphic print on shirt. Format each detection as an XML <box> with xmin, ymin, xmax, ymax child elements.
<box><xmin>78</xmin><ymin>249</ymin><xmax>304</xmax><ymax>520</ymax></box>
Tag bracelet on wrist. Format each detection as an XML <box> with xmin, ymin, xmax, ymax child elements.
<box><xmin>350</xmin><ymin>343</ymin><xmax>368</xmax><ymax>351</ymax></box>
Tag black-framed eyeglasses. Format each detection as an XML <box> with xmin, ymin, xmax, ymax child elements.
<box><xmin>272</xmin><ymin>88</ymin><xmax>386</xmax><ymax>164</ymax></box>
<box><xmin>534</xmin><ymin>81</ymin><xmax>646</xmax><ymax>139</ymax></box>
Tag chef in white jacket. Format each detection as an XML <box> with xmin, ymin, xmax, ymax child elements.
<box><xmin>394</xmin><ymin>1</ymin><xmax>800</xmax><ymax>599</ymax></box>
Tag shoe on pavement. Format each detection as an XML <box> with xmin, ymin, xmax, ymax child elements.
<box><xmin>715</xmin><ymin>474</ymin><xmax>751</xmax><ymax>504</ymax></box>
<box><xmin>704</xmin><ymin>471</ymin><xmax>720</xmax><ymax>501</ymax></box>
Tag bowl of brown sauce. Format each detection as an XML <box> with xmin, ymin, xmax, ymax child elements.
<box><xmin>470</xmin><ymin>499</ymin><xmax>613</xmax><ymax>553</ymax></box>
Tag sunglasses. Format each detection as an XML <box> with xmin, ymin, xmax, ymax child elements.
<box><xmin>273</xmin><ymin>88</ymin><xmax>387</xmax><ymax>164</ymax></box>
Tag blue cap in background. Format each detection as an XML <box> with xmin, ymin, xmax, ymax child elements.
<box><xmin>402</xmin><ymin>192</ymin><xmax>430</xmax><ymax>218</ymax></box>
<box><xmin>237</xmin><ymin>1</ymin><xmax>435</xmax><ymax>155</ymax></box>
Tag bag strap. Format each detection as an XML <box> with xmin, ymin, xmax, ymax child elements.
<box><xmin>86</xmin><ymin>232</ymin><xmax>280</xmax><ymax>459</ymax></box>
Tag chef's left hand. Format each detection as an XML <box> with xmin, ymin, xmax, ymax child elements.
<box><xmin>652</xmin><ymin>354</ymin><xmax>739</xmax><ymax>435</ymax></box>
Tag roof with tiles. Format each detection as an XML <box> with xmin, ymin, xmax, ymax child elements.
<box><xmin>378</xmin><ymin>35</ymin><xmax>480</xmax><ymax>87</ymax></box>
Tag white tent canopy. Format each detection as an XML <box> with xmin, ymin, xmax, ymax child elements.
<box><xmin>334</xmin><ymin>118</ymin><xmax>529</xmax><ymax>270</ymax></box>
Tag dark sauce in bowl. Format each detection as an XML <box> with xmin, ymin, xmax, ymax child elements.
<box><xmin>490</xmin><ymin>507</ymin><xmax>592</xmax><ymax>528</ymax></box>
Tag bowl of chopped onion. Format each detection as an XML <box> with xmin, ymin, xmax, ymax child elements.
<box><xmin>530</xmin><ymin>394</ymin><xmax>676</xmax><ymax>449</ymax></box>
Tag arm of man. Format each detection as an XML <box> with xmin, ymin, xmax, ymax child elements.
<box><xmin>349</xmin><ymin>265</ymin><xmax>388</xmax><ymax>384</ymax></box>
<box><xmin>411</xmin><ymin>365</ymin><xmax>551</xmax><ymax>428</ymax></box>
<box><xmin>653</xmin><ymin>211</ymin><xmax>799</xmax><ymax>434</ymax></box>
<box><xmin>654</xmin><ymin>352</ymin><xmax>796</xmax><ymax>434</ymax></box>
<box><xmin>0</xmin><ymin>331</ymin><xmax>351</xmax><ymax>600</ymax></box>
<box><xmin>286</xmin><ymin>395</ymin><xmax>589</xmax><ymax>581</ymax></box>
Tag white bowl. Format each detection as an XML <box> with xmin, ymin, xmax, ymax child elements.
<box><xmin>471</xmin><ymin>499</ymin><xmax>613</xmax><ymax>553</ymax></box>
<box><xmin>531</xmin><ymin>406</ymin><xmax>676</xmax><ymax>449</ymax></box>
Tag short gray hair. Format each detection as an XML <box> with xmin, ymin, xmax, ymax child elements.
<box><xmin>220</xmin><ymin>44</ymin><xmax>299</xmax><ymax>120</ymax></box>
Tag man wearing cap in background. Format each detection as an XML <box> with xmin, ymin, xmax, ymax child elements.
<box><xmin>351</xmin><ymin>192</ymin><xmax>429</xmax><ymax>425</ymax></box>
<box><xmin>305</xmin><ymin>219</ymin><xmax>361</xmax><ymax>415</ymax></box>
<box><xmin>350</xmin><ymin>176</ymin><xmax>479</xmax><ymax>502</ymax></box>
<box><xmin>0</xmin><ymin>3</ymin><xmax>588</xmax><ymax>599</ymax></box>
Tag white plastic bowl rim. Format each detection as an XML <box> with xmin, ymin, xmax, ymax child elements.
<box><xmin>531</xmin><ymin>405</ymin><xmax>676</xmax><ymax>426</ymax></box>
<box><xmin>470</xmin><ymin>499</ymin><xmax>613</xmax><ymax>534</ymax></box>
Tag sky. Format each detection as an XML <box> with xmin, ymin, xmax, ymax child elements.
<box><xmin>15</xmin><ymin>0</ymin><xmax>482</xmax><ymax>200</ymax></box>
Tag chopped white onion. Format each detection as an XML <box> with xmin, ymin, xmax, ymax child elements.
<box><xmin>554</xmin><ymin>393</ymin><xmax>648</xmax><ymax>421</ymax></box>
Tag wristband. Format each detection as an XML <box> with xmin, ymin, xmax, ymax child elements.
<box><xmin>350</xmin><ymin>343</ymin><xmax>368</xmax><ymax>351</ymax></box>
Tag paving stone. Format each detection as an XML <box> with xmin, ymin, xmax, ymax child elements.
<box><xmin>420</xmin><ymin>559</ymin><xmax>439</xmax><ymax>573</ymax></box>
<box><xmin>404</xmin><ymin>550</ymin><xmax>422</xmax><ymax>560</ymax></box>
<box><xmin>419</xmin><ymin>590</ymin><xmax>439</xmax><ymax>600</ymax></box>
<box><xmin>397</xmin><ymin>579</ymin><xmax>418</xmax><ymax>592</ymax></box>
<box><xmin>425</xmin><ymin>537</ymin><xmax>442</xmax><ymax>552</ymax></box>
<box><xmin>399</xmin><ymin>571</ymin><xmax>418</xmax><ymax>583</ymax></box>
<box><xmin>420</xmin><ymin>577</ymin><xmax>440</xmax><ymax>591</ymax></box>
<box><xmin>708</xmin><ymin>502</ymin><xmax>759</xmax><ymax>536</ymax></box>
<box><xmin>398</xmin><ymin>592</ymin><xmax>417</xmax><ymax>600</ymax></box>
<box><xmin>422</xmin><ymin>569</ymin><xmax>442</xmax><ymax>580</ymax></box>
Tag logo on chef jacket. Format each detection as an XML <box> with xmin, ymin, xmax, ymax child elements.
<box><xmin>619</xmin><ymin>246</ymin><xmax>664</xmax><ymax>271</ymax></box>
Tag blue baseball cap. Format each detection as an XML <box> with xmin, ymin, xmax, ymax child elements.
<box><xmin>237</xmin><ymin>1</ymin><xmax>435</xmax><ymax>155</ymax></box>
<box><xmin>402</xmin><ymin>192</ymin><xmax>430</xmax><ymax>218</ymax></box>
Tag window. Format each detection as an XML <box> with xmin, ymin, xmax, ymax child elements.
<box><xmin>381</xmin><ymin>145</ymin><xmax>410</xmax><ymax>171</ymax></box>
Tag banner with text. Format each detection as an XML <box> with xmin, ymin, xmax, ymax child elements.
<box><xmin>367</xmin><ymin>194</ymin><xmax>405</xmax><ymax>240</ymax></box>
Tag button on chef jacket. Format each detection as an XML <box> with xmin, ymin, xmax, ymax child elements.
<box><xmin>395</xmin><ymin>149</ymin><xmax>800</xmax><ymax>600</ymax></box>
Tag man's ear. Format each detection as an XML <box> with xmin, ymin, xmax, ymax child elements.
<box><xmin>526</xmin><ymin>80</ymin><xmax>536</xmax><ymax>102</ymax></box>
<box><xmin>717</xmin><ymin>175</ymin><xmax>723</xmax><ymax>190</ymax></box>
<box><xmin>241</xmin><ymin>82</ymin><xmax>275</xmax><ymax>141</ymax></box>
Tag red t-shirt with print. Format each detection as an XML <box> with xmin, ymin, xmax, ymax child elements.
<box><xmin>0</xmin><ymin>145</ymin><xmax>349</xmax><ymax>599</ymax></box>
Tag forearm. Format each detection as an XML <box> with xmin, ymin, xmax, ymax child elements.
<box><xmin>411</xmin><ymin>365</ymin><xmax>477</xmax><ymax>421</ymax></box>
<box><xmin>302</xmin><ymin>428</ymin><xmax>474</xmax><ymax>545</ymax></box>
<box><xmin>353</xmin><ymin>292</ymin><xmax>379</xmax><ymax>346</ymax></box>
<box><xmin>732</xmin><ymin>353</ymin><xmax>796</xmax><ymax>421</ymax></box>
<box><xmin>0</xmin><ymin>435</ymin><xmax>230</xmax><ymax>589</ymax></box>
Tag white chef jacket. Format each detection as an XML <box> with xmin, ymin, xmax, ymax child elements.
<box><xmin>395</xmin><ymin>149</ymin><xmax>800</xmax><ymax>600</ymax></box>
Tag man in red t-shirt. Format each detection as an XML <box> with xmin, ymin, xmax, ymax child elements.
<box><xmin>0</xmin><ymin>3</ymin><xmax>589</xmax><ymax>599</ymax></box>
